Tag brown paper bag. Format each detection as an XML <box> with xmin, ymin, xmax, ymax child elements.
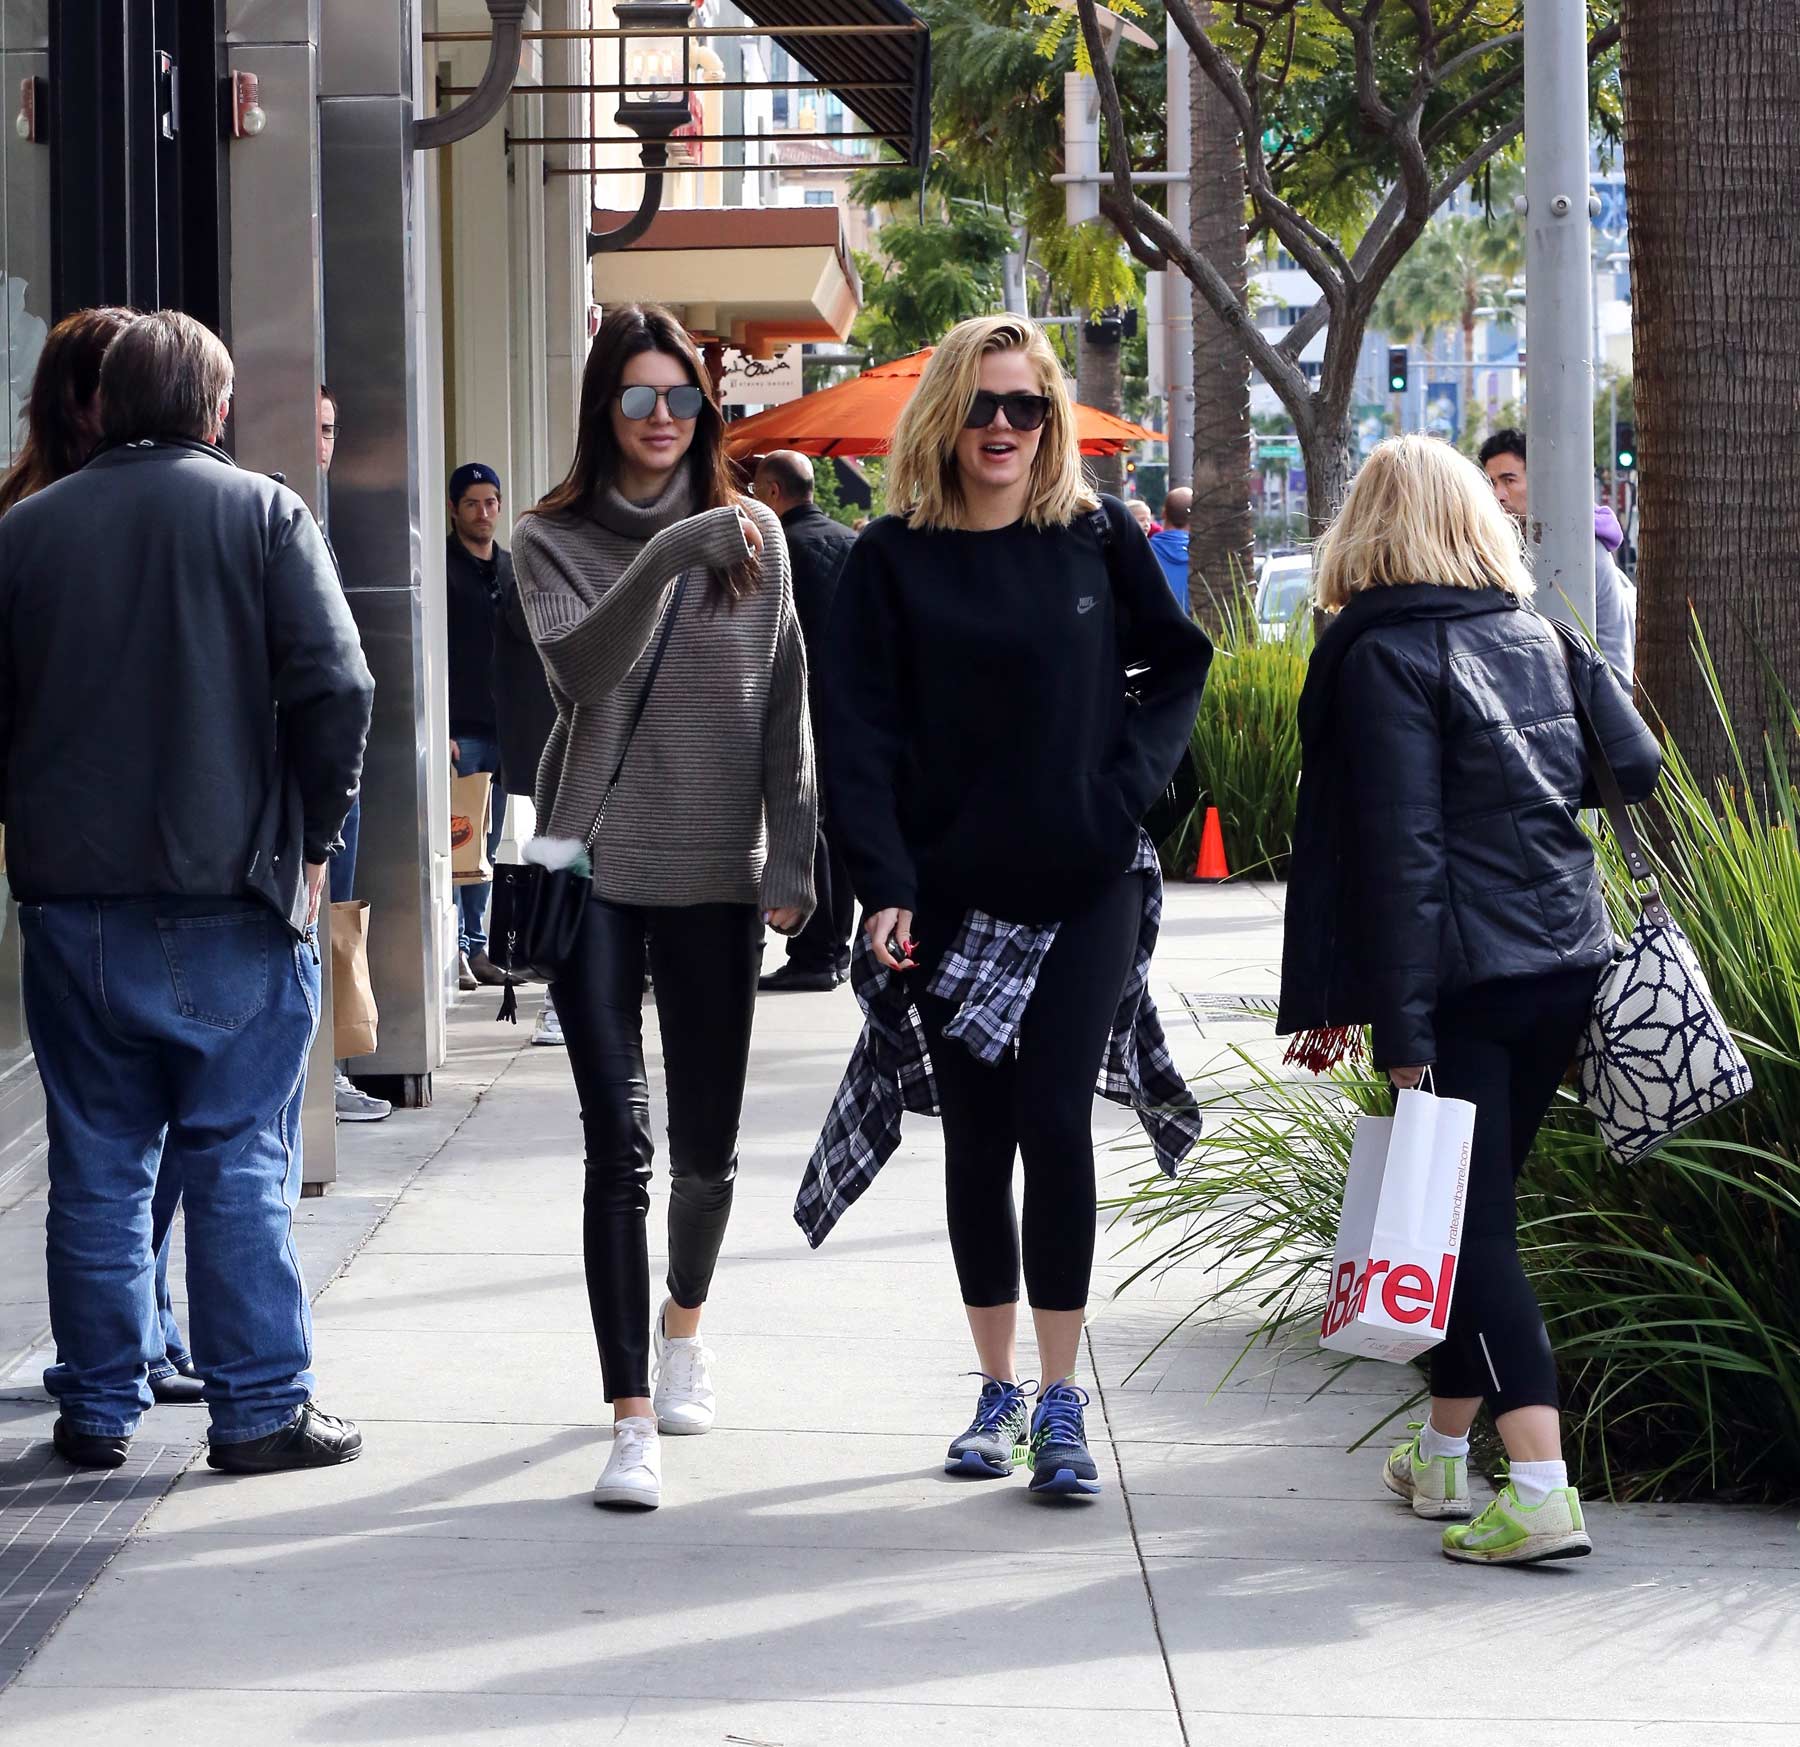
<box><xmin>450</xmin><ymin>770</ymin><xmax>493</xmax><ymax>884</ymax></box>
<box><xmin>330</xmin><ymin>900</ymin><xmax>380</xmax><ymax>1060</ymax></box>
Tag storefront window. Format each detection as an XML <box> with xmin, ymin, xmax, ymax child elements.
<box><xmin>0</xmin><ymin>1</ymin><xmax>52</xmax><ymax>1086</ymax></box>
<box><xmin>2</xmin><ymin>3</ymin><xmax>50</xmax><ymax>461</ymax></box>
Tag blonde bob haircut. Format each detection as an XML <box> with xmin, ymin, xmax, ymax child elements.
<box><xmin>1313</xmin><ymin>433</ymin><xmax>1534</xmax><ymax>612</ymax></box>
<box><xmin>886</xmin><ymin>315</ymin><xmax>1098</xmax><ymax>531</ymax></box>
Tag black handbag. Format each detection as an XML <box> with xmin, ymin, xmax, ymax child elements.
<box><xmin>489</xmin><ymin>573</ymin><xmax>688</xmax><ymax>1017</ymax></box>
<box><xmin>1086</xmin><ymin>505</ymin><xmax>1202</xmax><ymax>849</ymax></box>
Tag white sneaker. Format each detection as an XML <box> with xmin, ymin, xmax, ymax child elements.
<box><xmin>531</xmin><ymin>1001</ymin><xmax>565</xmax><ymax>1047</ymax></box>
<box><xmin>652</xmin><ymin>1299</ymin><xmax>716</xmax><ymax>1435</ymax></box>
<box><xmin>592</xmin><ymin>1416</ymin><xmax>661</xmax><ymax>1510</ymax></box>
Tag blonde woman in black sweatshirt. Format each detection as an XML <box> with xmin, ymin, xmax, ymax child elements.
<box><xmin>824</xmin><ymin>316</ymin><xmax>1212</xmax><ymax>1495</ymax></box>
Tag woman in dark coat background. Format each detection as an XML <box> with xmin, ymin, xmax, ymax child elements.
<box><xmin>1280</xmin><ymin>435</ymin><xmax>1660</xmax><ymax>1567</ymax></box>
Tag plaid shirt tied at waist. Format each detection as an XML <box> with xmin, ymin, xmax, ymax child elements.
<box><xmin>794</xmin><ymin>834</ymin><xmax>1202</xmax><ymax>1247</ymax></box>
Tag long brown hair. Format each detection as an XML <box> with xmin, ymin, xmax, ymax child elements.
<box><xmin>0</xmin><ymin>305</ymin><xmax>136</xmax><ymax>517</ymax></box>
<box><xmin>526</xmin><ymin>302</ymin><xmax>757</xmax><ymax>601</ymax></box>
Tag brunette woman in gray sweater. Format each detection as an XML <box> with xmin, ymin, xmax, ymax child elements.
<box><xmin>512</xmin><ymin>304</ymin><xmax>816</xmax><ymax>1510</ymax></box>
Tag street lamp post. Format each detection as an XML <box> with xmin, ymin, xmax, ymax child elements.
<box><xmin>589</xmin><ymin>0</ymin><xmax>697</xmax><ymax>257</ymax></box>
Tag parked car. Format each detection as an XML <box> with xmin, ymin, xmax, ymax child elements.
<box><xmin>1253</xmin><ymin>554</ymin><xmax>1314</xmax><ymax>640</ymax></box>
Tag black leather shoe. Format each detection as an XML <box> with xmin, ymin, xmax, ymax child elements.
<box><xmin>150</xmin><ymin>1367</ymin><xmax>207</xmax><ymax>1405</ymax></box>
<box><xmin>758</xmin><ymin>962</ymin><xmax>841</xmax><ymax>994</ymax></box>
<box><xmin>206</xmin><ymin>1402</ymin><xmax>363</xmax><ymax>1474</ymax></box>
<box><xmin>53</xmin><ymin>1417</ymin><xmax>132</xmax><ymax>1469</ymax></box>
<box><xmin>468</xmin><ymin>951</ymin><xmax>514</xmax><ymax>988</ymax></box>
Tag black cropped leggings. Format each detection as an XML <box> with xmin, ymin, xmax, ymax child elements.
<box><xmin>1427</xmin><ymin>966</ymin><xmax>1602</xmax><ymax>1419</ymax></box>
<box><xmin>916</xmin><ymin>872</ymin><xmax>1143</xmax><ymax>1313</ymax></box>
<box><xmin>550</xmin><ymin>897</ymin><xmax>761</xmax><ymax>1402</ymax></box>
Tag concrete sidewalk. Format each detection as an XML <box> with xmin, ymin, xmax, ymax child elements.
<box><xmin>3</xmin><ymin>885</ymin><xmax>1798</xmax><ymax>1744</ymax></box>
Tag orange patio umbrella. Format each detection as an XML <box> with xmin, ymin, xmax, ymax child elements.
<box><xmin>722</xmin><ymin>348</ymin><xmax>1162</xmax><ymax>460</ymax></box>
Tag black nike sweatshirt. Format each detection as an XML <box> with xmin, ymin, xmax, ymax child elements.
<box><xmin>823</xmin><ymin>493</ymin><xmax>1214</xmax><ymax>925</ymax></box>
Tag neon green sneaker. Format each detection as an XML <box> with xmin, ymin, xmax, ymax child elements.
<box><xmin>1442</xmin><ymin>1483</ymin><xmax>1593</xmax><ymax>1565</ymax></box>
<box><xmin>1381</xmin><ymin>1423</ymin><xmax>1472</xmax><ymax>1520</ymax></box>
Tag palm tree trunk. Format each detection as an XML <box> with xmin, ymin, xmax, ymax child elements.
<box><xmin>1186</xmin><ymin>19</ymin><xmax>1254</xmax><ymax>629</ymax></box>
<box><xmin>1077</xmin><ymin>317</ymin><xmax>1125</xmax><ymax>497</ymax></box>
<box><xmin>1622</xmin><ymin>0</ymin><xmax>1800</xmax><ymax>788</ymax></box>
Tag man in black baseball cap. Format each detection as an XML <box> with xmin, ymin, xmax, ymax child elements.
<box><xmin>446</xmin><ymin>462</ymin><xmax>512</xmax><ymax>990</ymax></box>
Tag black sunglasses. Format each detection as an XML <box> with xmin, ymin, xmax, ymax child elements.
<box><xmin>618</xmin><ymin>383</ymin><xmax>706</xmax><ymax>422</ymax></box>
<box><xmin>963</xmin><ymin>390</ymin><xmax>1052</xmax><ymax>433</ymax></box>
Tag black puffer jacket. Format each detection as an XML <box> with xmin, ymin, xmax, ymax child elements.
<box><xmin>1278</xmin><ymin>585</ymin><xmax>1661</xmax><ymax>1068</ymax></box>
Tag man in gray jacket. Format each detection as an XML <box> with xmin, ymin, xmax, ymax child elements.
<box><xmin>1479</xmin><ymin>429</ymin><xmax>1638</xmax><ymax>678</ymax></box>
<box><xmin>0</xmin><ymin>311</ymin><xmax>374</xmax><ymax>1473</ymax></box>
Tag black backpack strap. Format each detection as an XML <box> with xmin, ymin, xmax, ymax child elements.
<box><xmin>1553</xmin><ymin>621</ymin><xmax>1656</xmax><ymax>889</ymax></box>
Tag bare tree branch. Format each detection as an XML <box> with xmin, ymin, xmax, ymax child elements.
<box><xmin>1163</xmin><ymin>0</ymin><xmax>1353</xmax><ymax>305</ymax></box>
<box><xmin>1433</xmin><ymin>29</ymin><xmax>1521</xmax><ymax>91</ymax></box>
<box><xmin>1278</xmin><ymin>171</ymin><xmax>1415</xmax><ymax>360</ymax></box>
<box><xmin>1429</xmin><ymin>112</ymin><xmax>1524</xmax><ymax>209</ymax></box>
<box><xmin>1119</xmin><ymin>188</ymin><xmax>1317</xmax><ymax>420</ymax></box>
<box><xmin>1425</xmin><ymin>20</ymin><xmax>1617</xmax><ymax>151</ymax></box>
<box><xmin>1320</xmin><ymin>1</ymin><xmax>1399</xmax><ymax>133</ymax></box>
<box><xmin>1422</xmin><ymin>51</ymin><xmax>1524</xmax><ymax>149</ymax></box>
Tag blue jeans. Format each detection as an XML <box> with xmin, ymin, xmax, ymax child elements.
<box><xmin>328</xmin><ymin>792</ymin><xmax>361</xmax><ymax>905</ymax></box>
<box><xmin>150</xmin><ymin>1161</ymin><xmax>191</xmax><ymax>1373</ymax></box>
<box><xmin>453</xmin><ymin>732</ymin><xmax>505</xmax><ymax>956</ymax></box>
<box><xmin>21</xmin><ymin>898</ymin><xmax>321</xmax><ymax>1443</ymax></box>
<box><xmin>41</xmin><ymin>1157</ymin><xmax>188</xmax><ymax>1395</ymax></box>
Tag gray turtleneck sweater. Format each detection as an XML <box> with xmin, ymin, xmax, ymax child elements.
<box><xmin>510</xmin><ymin>475</ymin><xmax>816</xmax><ymax>918</ymax></box>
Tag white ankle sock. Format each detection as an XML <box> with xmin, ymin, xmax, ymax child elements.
<box><xmin>1507</xmin><ymin>1458</ymin><xmax>1568</xmax><ymax>1506</ymax></box>
<box><xmin>1417</xmin><ymin>1419</ymin><xmax>1470</xmax><ymax>1462</ymax></box>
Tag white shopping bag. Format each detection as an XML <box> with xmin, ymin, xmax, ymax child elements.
<box><xmin>1319</xmin><ymin>1084</ymin><xmax>1476</xmax><ymax>1363</ymax></box>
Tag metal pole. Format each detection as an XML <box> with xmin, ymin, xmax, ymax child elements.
<box><xmin>1062</xmin><ymin>70</ymin><xmax>1099</xmax><ymax>226</ymax></box>
<box><xmin>1164</xmin><ymin>16</ymin><xmax>1194</xmax><ymax>487</ymax></box>
<box><xmin>1523</xmin><ymin>0</ymin><xmax>1596</xmax><ymax>634</ymax></box>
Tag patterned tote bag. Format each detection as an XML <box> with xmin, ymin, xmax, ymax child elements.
<box><xmin>1566</xmin><ymin>662</ymin><xmax>1753</xmax><ymax>1165</ymax></box>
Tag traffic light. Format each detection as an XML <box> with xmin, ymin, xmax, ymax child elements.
<box><xmin>1615</xmin><ymin>421</ymin><xmax>1637</xmax><ymax>472</ymax></box>
<box><xmin>1387</xmin><ymin>346</ymin><xmax>1409</xmax><ymax>394</ymax></box>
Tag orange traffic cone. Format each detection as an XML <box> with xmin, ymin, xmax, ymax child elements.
<box><xmin>1194</xmin><ymin>807</ymin><xmax>1230</xmax><ymax>881</ymax></box>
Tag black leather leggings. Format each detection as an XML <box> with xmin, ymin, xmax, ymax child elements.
<box><xmin>550</xmin><ymin>897</ymin><xmax>762</xmax><ymax>1401</ymax></box>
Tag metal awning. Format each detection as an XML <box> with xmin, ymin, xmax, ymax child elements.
<box><xmin>731</xmin><ymin>0</ymin><xmax>930</xmax><ymax>164</ymax></box>
<box><xmin>434</xmin><ymin>7</ymin><xmax>932</xmax><ymax>167</ymax></box>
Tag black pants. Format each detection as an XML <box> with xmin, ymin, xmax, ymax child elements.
<box><xmin>917</xmin><ymin>872</ymin><xmax>1143</xmax><ymax>1312</ymax></box>
<box><xmin>1427</xmin><ymin>966</ymin><xmax>1601</xmax><ymax>1419</ymax></box>
<box><xmin>787</xmin><ymin>820</ymin><xmax>854</xmax><ymax>974</ymax></box>
<box><xmin>551</xmin><ymin>897</ymin><xmax>761</xmax><ymax>1401</ymax></box>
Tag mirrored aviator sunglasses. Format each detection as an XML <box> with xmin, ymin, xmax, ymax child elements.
<box><xmin>963</xmin><ymin>390</ymin><xmax>1051</xmax><ymax>432</ymax></box>
<box><xmin>618</xmin><ymin>383</ymin><xmax>707</xmax><ymax>421</ymax></box>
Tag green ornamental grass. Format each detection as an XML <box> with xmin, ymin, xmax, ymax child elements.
<box><xmin>1164</xmin><ymin>603</ymin><xmax>1308</xmax><ymax>880</ymax></box>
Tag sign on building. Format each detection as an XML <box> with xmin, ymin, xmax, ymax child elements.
<box><xmin>718</xmin><ymin>346</ymin><xmax>802</xmax><ymax>407</ymax></box>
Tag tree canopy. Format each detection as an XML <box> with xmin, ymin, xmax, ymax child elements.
<box><xmin>1078</xmin><ymin>0</ymin><xmax>1623</xmax><ymax>517</ymax></box>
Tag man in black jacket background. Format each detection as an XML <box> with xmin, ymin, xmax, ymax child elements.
<box><xmin>0</xmin><ymin>311</ymin><xmax>373</xmax><ymax>1475</ymax></box>
<box><xmin>491</xmin><ymin>544</ymin><xmax>560</xmax><ymax>1042</ymax></box>
<box><xmin>446</xmin><ymin>462</ymin><xmax>512</xmax><ymax>991</ymax></box>
<box><xmin>752</xmin><ymin>450</ymin><xmax>856</xmax><ymax>991</ymax></box>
